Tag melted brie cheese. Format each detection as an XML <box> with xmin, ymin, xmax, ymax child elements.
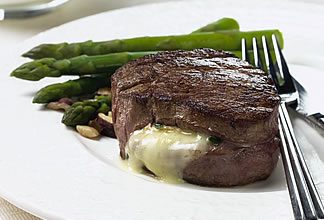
<box><xmin>125</xmin><ymin>124</ymin><xmax>210</xmax><ymax>183</ymax></box>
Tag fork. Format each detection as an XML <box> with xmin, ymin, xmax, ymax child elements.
<box><xmin>242</xmin><ymin>35</ymin><xmax>324</xmax><ymax>220</ymax></box>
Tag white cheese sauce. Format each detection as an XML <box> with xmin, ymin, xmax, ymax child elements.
<box><xmin>125</xmin><ymin>124</ymin><xmax>210</xmax><ymax>183</ymax></box>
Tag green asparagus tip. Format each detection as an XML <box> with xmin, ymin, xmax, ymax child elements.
<box><xmin>32</xmin><ymin>91</ymin><xmax>47</xmax><ymax>103</ymax></box>
<box><xmin>10</xmin><ymin>58</ymin><xmax>64</xmax><ymax>81</ymax></box>
<box><xmin>61</xmin><ymin>95</ymin><xmax>112</xmax><ymax>126</ymax></box>
<box><xmin>22</xmin><ymin>43</ymin><xmax>69</xmax><ymax>60</ymax></box>
<box><xmin>32</xmin><ymin>75</ymin><xmax>110</xmax><ymax>104</ymax></box>
<box><xmin>192</xmin><ymin>17</ymin><xmax>240</xmax><ymax>33</ymax></box>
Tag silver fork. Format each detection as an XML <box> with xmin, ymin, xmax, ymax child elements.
<box><xmin>242</xmin><ymin>35</ymin><xmax>324</xmax><ymax>220</ymax></box>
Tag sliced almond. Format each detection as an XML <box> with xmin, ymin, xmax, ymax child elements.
<box><xmin>98</xmin><ymin>112</ymin><xmax>113</xmax><ymax>123</ymax></box>
<box><xmin>76</xmin><ymin>125</ymin><xmax>100</xmax><ymax>138</ymax></box>
<box><xmin>47</xmin><ymin>101</ymin><xmax>71</xmax><ymax>111</ymax></box>
<box><xmin>96</xmin><ymin>87</ymin><xmax>111</xmax><ymax>96</ymax></box>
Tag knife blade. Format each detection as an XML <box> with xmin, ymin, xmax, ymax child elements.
<box><xmin>0</xmin><ymin>9</ymin><xmax>4</xmax><ymax>21</ymax></box>
<box><xmin>0</xmin><ymin>0</ymin><xmax>69</xmax><ymax>21</ymax></box>
<box><xmin>290</xmin><ymin>77</ymin><xmax>324</xmax><ymax>131</ymax></box>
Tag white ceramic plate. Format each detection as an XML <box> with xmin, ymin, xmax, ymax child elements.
<box><xmin>1</xmin><ymin>0</ymin><xmax>324</xmax><ymax>219</ymax></box>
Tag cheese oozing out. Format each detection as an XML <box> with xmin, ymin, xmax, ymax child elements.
<box><xmin>125</xmin><ymin>124</ymin><xmax>210</xmax><ymax>183</ymax></box>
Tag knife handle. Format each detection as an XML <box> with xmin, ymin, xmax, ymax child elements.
<box><xmin>307</xmin><ymin>113</ymin><xmax>324</xmax><ymax>131</ymax></box>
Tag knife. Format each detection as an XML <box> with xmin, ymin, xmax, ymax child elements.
<box><xmin>290</xmin><ymin>77</ymin><xmax>324</xmax><ymax>131</ymax></box>
<box><xmin>0</xmin><ymin>0</ymin><xmax>69</xmax><ymax>21</ymax></box>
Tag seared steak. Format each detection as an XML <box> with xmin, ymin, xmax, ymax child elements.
<box><xmin>111</xmin><ymin>48</ymin><xmax>280</xmax><ymax>186</ymax></box>
<box><xmin>183</xmin><ymin>137</ymin><xmax>280</xmax><ymax>186</ymax></box>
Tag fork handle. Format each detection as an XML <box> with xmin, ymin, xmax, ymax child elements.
<box><xmin>282</xmin><ymin>104</ymin><xmax>324</xmax><ymax>219</ymax></box>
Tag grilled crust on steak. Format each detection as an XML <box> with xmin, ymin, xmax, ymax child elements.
<box><xmin>183</xmin><ymin>137</ymin><xmax>280</xmax><ymax>186</ymax></box>
<box><xmin>112</xmin><ymin>48</ymin><xmax>280</xmax><ymax>159</ymax></box>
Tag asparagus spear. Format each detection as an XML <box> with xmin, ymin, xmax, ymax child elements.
<box><xmin>12</xmin><ymin>49</ymin><xmax>252</xmax><ymax>81</ymax></box>
<box><xmin>23</xmin><ymin>17</ymin><xmax>239</xmax><ymax>60</ymax></box>
<box><xmin>191</xmin><ymin>17</ymin><xmax>239</xmax><ymax>33</ymax></box>
<box><xmin>11</xmin><ymin>51</ymin><xmax>154</xmax><ymax>81</ymax></box>
<box><xmin>12</xmin><ymin>47</ymin><xmax>274</xmax><ymax>81</ymax></box>
<box><xmin>62</xmin><ymin>95</ymin><xmax>111</xmax><ymax>126</ymax></box>
<box><xmin>22</xmin><ymin>30</ymin><xmax>283</xmax><ymax>59</ymax></box>
<box><xmin>30</xmin><ymin>18</ymin><xmax>241</xmax><ymax>103</ymax></box>
<box><xmin>33</xmin><ymin>75</ymin><xmax>111</xmax><ymax>103</ymax></box>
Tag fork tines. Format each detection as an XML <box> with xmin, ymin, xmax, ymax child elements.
<box><xmin>242</xmin><ymin>35</ymin><xmax>324</xmax><ymax>220</ymax></box>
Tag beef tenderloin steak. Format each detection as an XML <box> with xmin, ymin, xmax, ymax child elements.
<box><xmin>111</xmin><ymin>48</ymin><xmax>280</xmax><ymax>186</ymax></box>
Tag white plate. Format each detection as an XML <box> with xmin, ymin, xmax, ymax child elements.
<box><xmin>1</xmin><ymin>0</ymin><xmax>324</xmax><ymax>219</ymax></box>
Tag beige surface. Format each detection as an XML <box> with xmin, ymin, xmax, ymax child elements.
<box><xmin>0</xmin><ymin>198</ymin><xmax>40</xmax><ymax>220</ymax></box>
